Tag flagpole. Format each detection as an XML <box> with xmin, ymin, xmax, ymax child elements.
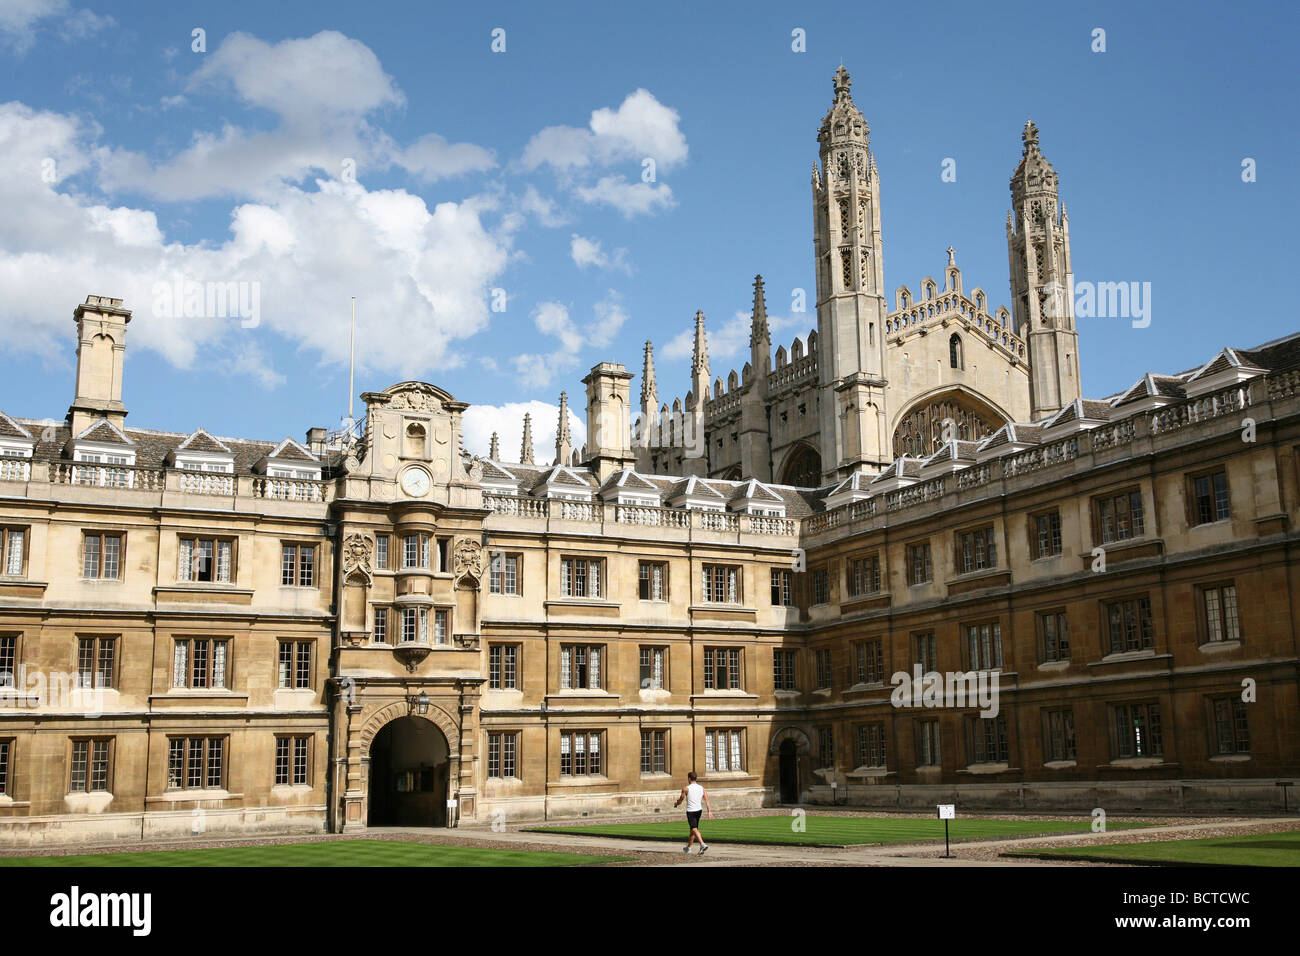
<box><xmin>348</xmin><ymin>296</ymin><xmax>356</xmax><ymax>431</ymax></box>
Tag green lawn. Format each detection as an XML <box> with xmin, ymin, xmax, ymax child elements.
<box><xmin>0</xmin><ymin>839</ymin><xmax>630</xmax><ymax>868</ymax></box>
<box><xmin>529</xmin><ymin>814</ymin><xmax>1152</xmax><ymax>847</ymax></box>
<box><xmin>1006</xmin><ymin>828</ymin><xmax>1300</xmax><ymax>867</ymax></box>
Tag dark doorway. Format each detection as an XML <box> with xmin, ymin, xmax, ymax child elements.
<box><xmin>779</xmin><ymin>740</ymin><xmax>799</xmax><ymax>804</ymax></box>
<box><xmin>368</xmin><ymin>716</ymin><xmax>450</xmax><ymax>827</ymax></box>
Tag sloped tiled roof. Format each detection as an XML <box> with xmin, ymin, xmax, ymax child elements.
<box><xmin>479</xmin><ymin>460</ymin><xmax>518</xmax><ymax>481</ymax></box>
<box><xmin>978</xmin><ymin>422</ymin><xmax>1042</xmax><ymax>451</ymax></box>
<box><xmin>267</xmin><ymin>437</ymin><xmax>317</xmax><ymax>462</ymax></box>
<box><xmin>730</xmin><ymin>478</ymin><xmax>783</xmax><ymax>503</ymax></box>
<box><xmin>826</xmin><ymin>471</ymin><xmax>871</xmax><ymax>497</ymax></box>
<box><xmin>0</xmin><ymin>412</ymin><xmax>32</xmax><ymax>440</ymax></box>
<box><xmin>176</xmin><ymin>428</ymin><xmax>233</xmax><ymax>454</ymax></box>
<box><xmin>667</xmin><ymin>475</ymin><xmax>726</xmax><ymax>499</ymax></box>
<box><xmin>921</xmin><ymin>440</ymin><xmax>980</xmax><ymax>467</ymax></box>
<box><xmin>599</xmin><ymin>469</ymin><xmax>660</xmax><ymax>493</ymax></box>
<box><xmin>10</xmin><ymin>418</ymin><xmax>342</xmax><ymax>474</ymax></box>
<box><xmin>76</xmin><ymin>418</ymin><xmax>134</xmax><ymax>445</ymax></box>
<box><xmin>1112</xmin><ymin>373</ymin><xmax>1188</xmax><ymax>408</ymax></box>
<box><xmin>1042</xmin><ymin>398</ymin><xmax>1112</xmax><ymax>429</ymax></box>
<box><xmin>1238</xmin><ymin>331</ymin><xmax>1300</xmax><ymax>373</ymax></box>
<box><xmin>871</xmin><ymin>457</ymin><xmax>923</xmax><ymax>482</ymax></box>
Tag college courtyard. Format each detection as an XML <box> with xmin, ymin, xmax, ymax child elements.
<box><xmin>2</xmin><ymin>810</ymin><xmax>1297</xmax><ymax>867</ymax></box>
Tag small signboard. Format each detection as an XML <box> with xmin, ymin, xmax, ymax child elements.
<box><xmin>936</xmin><ymin>804</ymin><xmax>955</xmax><ymax>857</ymax></box>
<box><xmin>446</xmin><ymin>799</ymin><xmax>458</xmax><ymax>809</ymax></box>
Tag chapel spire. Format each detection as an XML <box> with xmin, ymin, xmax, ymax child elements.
<box><xmin>689</xmin><ymin>310</ymin><xmax>710</xmax><ymax>408</ymax></box>
<box><xmin>489</xmin><ymin>432</ymin><xmax>500</xmax><ymax>460</ymax></box>
<box><xmin>749</xmin><ymin>275</ymin><xmax>770</xmax><ymax>351</ymax></box>
<box><xmin>640</xmin><ymin>340</ymin><xmax>658</xmax><ymax>413</ymax></box>
<box><xmin>520</xmin><ymin>413</ymin><xmax>535</xmax><ymax>464</ymax></box>
<box><xmin>554</xmin><ymin>391</ymin><xmax>572</xmax><ymax>465</ymax></box>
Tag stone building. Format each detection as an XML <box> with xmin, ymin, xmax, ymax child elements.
<box><xmin>0</xmin><ymin>69</ymin><xmax>1296</xmax><ymax>847</ymax></box>
<box><xmin>634</xmin><ymin>67</ymin><xmax>1066</xmax><ymax>485</ymax></box>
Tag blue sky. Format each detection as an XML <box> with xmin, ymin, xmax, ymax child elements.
<box><xmin>1</xmin><ymin>0</ymin><xmax>1296</xmax><ymax>457</ymax></box>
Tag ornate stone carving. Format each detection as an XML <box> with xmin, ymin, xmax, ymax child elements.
<box><xmin>452</xmin><ymin>538</ymin><xmax>484</xmax><ymax>589</ymax></box>
<box><xmin>389</xmin><ymin>385</ymin><xmax>441</xmax><ymax>412</ymax></box>
<box><xmin>341</xmin><ymin>532</ymin><xmax>373</xmax><ymax>583</ymax></box>
<box><xmin>454</xmin><ymin>633</ymin><xmax>481</xmax><ymax>650</ymax></box>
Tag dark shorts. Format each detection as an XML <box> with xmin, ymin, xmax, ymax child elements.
<box><xmin>686</xmin><ymin>810</ymin><xmax>703</xmax><ymax>829</ymax></box>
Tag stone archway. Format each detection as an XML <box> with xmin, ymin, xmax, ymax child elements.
<box><xmin>778</xmin><ymin>443</ymin><xmax>822</xmax><ymax>488</ymax></box>
<box><xmin>769</xmin><ymin>726</ymin><xmax>813</xmax><ymax>756</ymax></box>
<box><xmin>770</xmin><ymin>727</ymin><xmax>812</xmax><ymax>805</ymax></box>
<box><xmin>367</xmin><ymin>715</ymin><xmax>451</xmax><ymax>827</ymax></box>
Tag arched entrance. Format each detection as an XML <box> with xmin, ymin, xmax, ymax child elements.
<box><xmin>779</xmin><ymin>740</ymin><xmax>799</xmax><ymax>804</ymax></box>
<box><xmin>368</xmin><ymin>716</ymin><xmax>451</xmax><ymax>827</ymax></box>
<box><xmin>769</xmin><ymin>726</ymin><xmax>812</xmax><ymax>804</ymax></box>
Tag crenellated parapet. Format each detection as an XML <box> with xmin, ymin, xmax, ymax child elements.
<box><xmin>888</xmin><ymin>249</ymin><xmax>1024</xmax><ymax>363</ymax></box>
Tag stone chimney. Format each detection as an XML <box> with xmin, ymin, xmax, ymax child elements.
<box><xmin>68</xmin><ymin>294</ymin><xmax>131</xmax><ymax>436</ymax></box>
<box><xmin>582</xmin><ymin>362</ymin><xmax>635</xmax><ymax>481</ymax></box>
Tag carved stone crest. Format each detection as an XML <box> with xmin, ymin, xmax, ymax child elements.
<box><xmin>452</xmin><ymin>538</ymin><xmax>483</xmax><ymax>589</ymax></box>
<box><xmin>342</xmin><ymin>532</ymin><xmax>374</xmax><ymax>584</ymax></box>
<box><xmin>390</xmin><ymin>386</ymin><xmax>439</xmax><ymax>412</ymax></box>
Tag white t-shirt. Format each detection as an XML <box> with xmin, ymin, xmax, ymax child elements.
<box><xmin>685</xmin><ymin>782</ymin><xmax>704</xmax><ymax>812</ymax></box>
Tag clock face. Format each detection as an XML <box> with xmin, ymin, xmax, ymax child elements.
<box><xmin>400</xmin><ymin>467</ymin><xmax>431</xmax><ymax>497</ymax></box>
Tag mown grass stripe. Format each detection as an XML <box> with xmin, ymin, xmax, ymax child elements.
<box><xmin>1004</xmin><ymin>828</ymin><xmax>1300</xmax><ymax>868</ymax></box>
<box><xmin>0</xmin><ymin>840</ymin><xmax>631</xmax><ymax>868</ymax></box>
<box><xmin>529</xmin><ymin>815</ymin><xmax>1152</xmax><ymax>847</ymax></box>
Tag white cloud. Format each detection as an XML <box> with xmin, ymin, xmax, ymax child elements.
<box><xmin>0</xmin><ymin>0</ymin><xmax>112</xmax><ymax>53</ymax></box>
<box><xmin>96</xmin><ymin>31</ymin><xmax>495</xmax><ymax>202</ymax></box>
<box><xmin>573</xmin><ymin>176</ymin><xmax>674</xmax><ymax>217</ymax></box>
<box><xmin>533</xmin><ymin>301</ymin><xmax>583</xmax><ymax>353</ymax></box>
<box><xmin>589</xmin><ymin>89</ymin><xmax>689</xmax><ymax>168</ymax></box>
<box><xmin>218</xmin><ymin>341</ymin><xmax>286</xmax><ymax>389</ymax></box>
<box><xmin>521</xmin><ymin>89</ymin><xmax>687</xmax><ymax>172</ymax></box>
<box><xmin>0</xmin><ymin>101</ymin><xmax>516</xmax><ymax>383</ymax></box>
<box><xmin>570</xmin><ymin>234</ymin><xmax>630</xmax><ymax>272</ymax></box>
<box><xmin>521</xmin><ymin>89</ymin><xmax>686</xmax><ymax>219</ymax></box>
<box><xmin>190</xmin><ymin>30</ymin><xmax>403</xmax><ymax>122</ymax></box>
<box><xmin>589</xmin><ymin>291</ymin><xmax>629</xmax><ymax>348</ymax></box>
<box><xmin>519</xmin><ymin>185</ymin><xmax>569</xmax><ymax>227</ymax></box>
<box><xmin>509</xmin><ymin>292</ymin><xmax>630</xmax><ymax>389</ymax></box>
<box><xmin>520</xmin><ymin>125</ymin><xmax>596</xmax><ymax>172</ymax></box>
<box><xmin>662</xmin><ymin>310</ymin><xmax>809</xmax><ymax>365</ymax></box>
<box><xmin>462</xmin><ymin>399</ymin><xmax>584</xmax><ymax>463</ymax></box>
<box><xmin>397</xmin><ymin>132</ymin><xmax>496</xmax><ymax>182</ymax></box>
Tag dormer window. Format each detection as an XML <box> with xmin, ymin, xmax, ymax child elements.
<box><xmin>0</xmin><ymin>415</ymin><xmax>36</xmax><ymax>477</ymax></box>
<box><xmin>260</xmin><ymin>438</ymin><xmax>322</xmax><ymax>484</ymax></box>
<box><xmin>70</xmin><ymin>420</ymin><xmax>137</xmax><ymax>487</ymax></box>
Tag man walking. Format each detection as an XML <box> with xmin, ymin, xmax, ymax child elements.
<box><xmin>674</xmin><ymin>771</ymin><xmax>712</xmax><ymax>854</ymax></box>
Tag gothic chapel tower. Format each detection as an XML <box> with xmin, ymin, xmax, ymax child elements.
<box><xmin>813</xmin><ymin>67</ymin><xmax>891</xmax><ymax>481</ymax></box>
<box><xmin>1008</xmin><ymin>121</ymin><xmax>1082</xmax><ymax>420</ymax></box>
